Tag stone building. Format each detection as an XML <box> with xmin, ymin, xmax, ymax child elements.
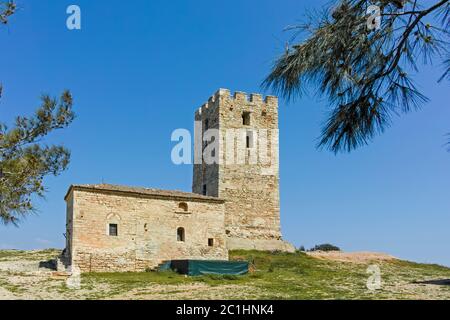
<box><xmin>63</xmin><ymin>89</ymin><xmax>294</xmax><ymax>273</ymax></box>
<box><xmin>64</xmin><ymin>185</ymin><xmax>228</xmax><ymax>272</ymax></box>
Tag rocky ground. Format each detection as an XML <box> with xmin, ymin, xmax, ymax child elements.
<box><xmin>0</xmin><ymin>249</ymin><xmax>449</xmax><ymax>300</ymax></box>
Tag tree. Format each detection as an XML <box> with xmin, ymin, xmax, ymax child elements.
<box><xmin>309</xmin><ymin>243</ymin><xmax>341</xmax><ymax>252</ymax></box>
<box><xmin>0</xmin><ymin>2</ymin><xmax>75</xmax><ymax>225</ymax></box>
<box><xmin>264</xmin><ymin>0</ymin><xmax>449</xmax><ymax>153</ymax></box>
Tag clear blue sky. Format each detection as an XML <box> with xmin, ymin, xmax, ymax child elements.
<box><xmin>1</xmin><ymin>0</ymin><xmax>449</xmax><ymax>266</ymax></box>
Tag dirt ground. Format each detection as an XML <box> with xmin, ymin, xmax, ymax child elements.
<box><xmin>306</xmin><ymin>251</ymin><xmax>397</xmax><ymax>263</ymax></box>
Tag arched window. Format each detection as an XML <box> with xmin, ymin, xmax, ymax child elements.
<box><xmin>177</xmin><ymin>227</ymin><xmax>185</xmax><ymax>242</ymax></box>
<box><xmin>178</xmin><ymin>202</ymin><xmax>188</xmax><ymax>212</ymax></box>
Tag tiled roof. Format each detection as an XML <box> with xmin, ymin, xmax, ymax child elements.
<box><xmin>65</xmin><ymin>184</ymin><xmax>224</xmax><ymax>203</ymax></box>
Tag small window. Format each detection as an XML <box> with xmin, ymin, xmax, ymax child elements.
<box><xmin>177</xmin><ymin>227</ymin><xmax>185</xmax><ymax>242</ymax></box>
<box><xmin>202</xmin><ymin>184</ymin><xmax>207</xmax><ymax>196</ymax></box>
<box><xmin>204</xmin><ymin>119</ymin><xmax>209</xmax><ymax>130</ymax></box>
<box><xmin>109</xmin><ymin>224</ymin><xmax>118</xmax><ymax>237</ymax></box>
<box><xmin>246</xmin><ymin>131</ymin><xmax>254</xmax><ymax>149</ymax></box>
<box><xmin>179</xmin><ymin>202</ymin><xmax>188</xmax><ymax>212</ymax></box>
<box><xmin>242</xmin><ymin>112</ymin><xmax>251</xmax><ymax>126</ymax></box>
<box><xmin>208</xmin><ymin>238</ymin><xmax>214</xmax><ymax>247</ymax></box>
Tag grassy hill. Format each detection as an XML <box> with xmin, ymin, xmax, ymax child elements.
<box><xmin>0</xmin><ymin>249</ymin><xmax>449</xmax><ymax>299</ymax></box>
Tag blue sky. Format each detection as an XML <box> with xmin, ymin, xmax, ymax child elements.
<box><xmin>1</xmin><ymin>0</ymin><xmax>449</xmax><ymax>266</ymax></box>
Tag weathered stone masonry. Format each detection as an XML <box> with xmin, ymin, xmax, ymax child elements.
<box><xmin>65</xmin><ymin>185</ymin><xmax>227</xmax><ymax>272</ymax></box>
<box><xmin>193</xmin><ymin>89</ymin><xmax>294</xmax><ymax>252</ymax></box>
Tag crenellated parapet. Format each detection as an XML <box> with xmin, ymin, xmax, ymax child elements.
<box><xmin>196</xmin><ymin>88</ymin><xmax>278</xmax><ymax>119</ymax></box>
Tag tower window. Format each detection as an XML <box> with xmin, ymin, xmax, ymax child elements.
<box><xmin>177</xmin><ymin>227</ymin><xmax>185</xmax><ymax>242</ymax></box>
<box><xmin>202</xmin><ymin>184</ymin><xmax>207</xmax><ymax>196</ymax></box>
<box><xmin>204</xmin><ymin>119</ymin><xmax>209</xmax><ymax>130</ymax></box>
<box><xmin>109</xmin><ymin>224</ymin><xmax>118</xmax><ymax>237</ymax></box>
<box><xmin>208</xmin><ymin>238</ymin><xmax>214</xmax><ymax>247</ymax></box>
<box><xmin>242</xmin><ymin>112</ymin><xmax>251</xmax><ymax>126</ymax></box>
<box><xmin>246</xmin><ymin>131</ymin><xmax>254</xmax><ymax>148</ymax></box>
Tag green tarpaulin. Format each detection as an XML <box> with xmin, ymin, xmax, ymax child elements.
<box><xmin>159</xmin><ymin>260</ymin><xmax>249</xmax><ymax>276</ymax></box>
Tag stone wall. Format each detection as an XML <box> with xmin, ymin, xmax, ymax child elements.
<box><xmin>67</xmin><ymin>188</ymin><xmax>227</xmax><ymax>272</ymax></box>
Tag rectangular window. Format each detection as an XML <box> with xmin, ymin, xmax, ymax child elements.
<box><xmin>109</xmin><ymin>224</ymin><xmax>118</xmax><ymax>237</ymax></box>
<box><xmin>208</xmin><ymin>238</ymin><xmax>214</xmax><ymax>247</ymax></box>
<box><xmin>242</xmin><ymin>112</ymin><xmax>251</xmax><ymax>126</ymax></box>
<box><xmin>177</xmin><ymin>227</ymin><xmax>185</xmax><ymax>242</ymax></box>
<box><xmin>202</xmin><ymin>184</ymin><xmax>207</xmax><ymax>196</ymax></box>
<box><xmin>246</xmin><ymin>131</ymin><xmax>254</xmax><ymax>148</ymax></box>
<box><xmin>204</xmin><ymin>119</ymin><xmax>209</xmax><ymax>130</ymax></box>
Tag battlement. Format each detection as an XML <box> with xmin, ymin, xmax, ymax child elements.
<box><xmin>213</xmin><ymin>88</ymin><xmax>278</xmax><ymax>104</ymax></box>
<box><xmin>197</xmin><ymin>88</ymin><xmax>278</xmax><ymax>116</ymax></box>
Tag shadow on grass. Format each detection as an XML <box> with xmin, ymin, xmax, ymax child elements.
<box><xmin>413</xmin><ymin>279</ymin><xmax>450</xmax><ymax>286</ymax></box>
<box><xmin>39</xmin><ymin>259</ymin><xmax>57</xmax><ymax>270</ymax></box>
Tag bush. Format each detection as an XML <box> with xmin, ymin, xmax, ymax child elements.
<box><xmin>309</xmin><ymin>244</ymin><xmax>341</xmax><ymax>252</ymax></box>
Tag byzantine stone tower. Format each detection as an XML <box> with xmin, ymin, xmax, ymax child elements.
<box><xmin>193</xmin><ymin>89</ymin><xmax>294</xmax><ymax>252</ymax></box>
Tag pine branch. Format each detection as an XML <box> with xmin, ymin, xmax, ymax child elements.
<box><xmin>264</xmin><ymin>0</ymin><xmax>450</xmax><ymax>153</ymax></box>
<box><xmin>0</xmin><ymin>1</ymin><xmax>15</xmax><ymax>24</ymax></box>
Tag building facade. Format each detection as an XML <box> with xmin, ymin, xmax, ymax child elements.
<box><xmin>64</xmin><ymin>185</ymin><xmax>227</xmax><ymax>272</ymax></box>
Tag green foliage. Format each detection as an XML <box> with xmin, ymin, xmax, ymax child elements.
<box><xmin>309</xmin><ymin>243</ymin><xmax>341</xmax><ymax>252</ymax></box>
<box><xmin>0</xmin><ymin>3</ymin><xmax>74</xmax><ymax>225</ymax></box>
<box><xmin>0</xmin><ymin>91</ymin><xmax>75</xmax><ymax>225</ymax></box>
<box><xmin>264</xmin><ymin>0</ymin><xmax>449</xmax><ymax>152</ymax></box>
<box><xmin>0</xmin><ymin>1</ymin><xmax>15</xmax><ymax>25</ymax></box>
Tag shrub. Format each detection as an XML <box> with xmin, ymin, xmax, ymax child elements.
<box><xmin>309</xmin><ymin>244</ymin><xmax>341</xmax><ymax>252</ymax></box>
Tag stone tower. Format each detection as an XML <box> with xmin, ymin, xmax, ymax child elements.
<box><xmin>193</xmin><ymin>89</ymin><xmax>294</xmax><ymax>252</ymax></box>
